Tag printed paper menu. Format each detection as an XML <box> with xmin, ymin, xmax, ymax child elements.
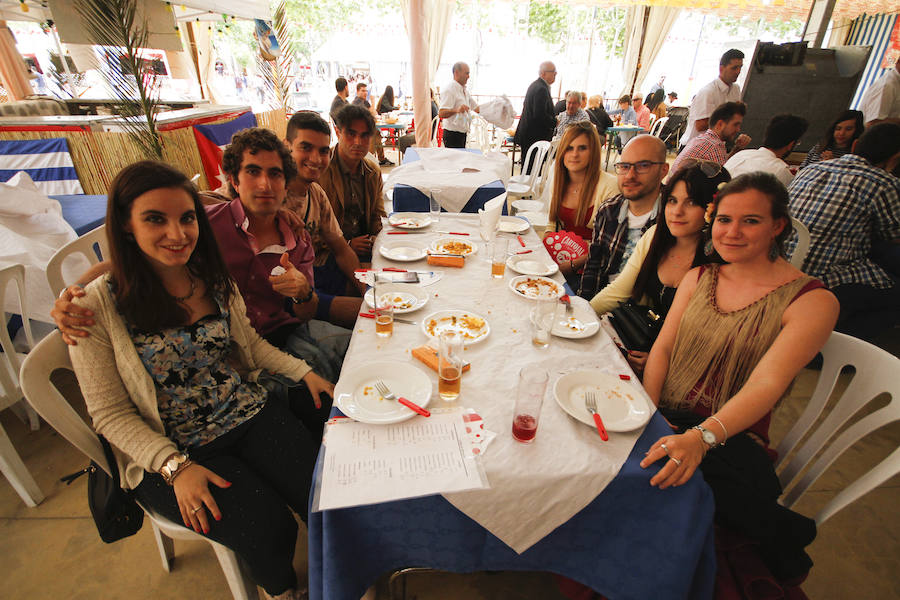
<box><xmin>314</xmin><ymin>410</ymin><xmax>488</xmax><ymax>511</ymax></box>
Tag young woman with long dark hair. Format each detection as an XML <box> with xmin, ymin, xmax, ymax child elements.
<box><xmin>799</xmin><ymin>109</ymin><xmax>864</xmax><ymax>169</ymax></box>
<box><xmin>68</xmin><ymin>161</ymin><xmax>322</xmax><ymax>600</ymax></box>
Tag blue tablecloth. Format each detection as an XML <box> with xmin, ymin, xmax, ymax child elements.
<box><xmin>52</xmin><ymin>194</ymin><xmax>106</xmax><ymax>235</ymax></box>
<box><xmin>393</xmin><ymin>148</ymin><xmax>507</xmax><ymax>214</ymax></box>
<box><xmin>308</xmin><ymin>410</ymin><xmax>716</xmax><ymax>600</ymax></box>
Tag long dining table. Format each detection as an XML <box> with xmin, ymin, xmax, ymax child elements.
<box><xmin>307</xmin><ymin>213</ymin><xmax>715</xmax><ymax>600</ymax></box>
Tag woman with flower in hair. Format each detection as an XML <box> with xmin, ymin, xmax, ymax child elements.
<box><xmin>588</xmin><ymin>161</ymin><xmax>730</xmax><ymax>374</ymax></box>
<box><xmin>640</xmin><ymin>172</ymin><xmax>838</xmax><ymax>592</ymax></box>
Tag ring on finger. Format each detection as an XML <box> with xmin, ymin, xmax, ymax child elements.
<box><xmin>191</xmin><ymin>506</ymin><xmax>202</xmax><ymax>514</ymax></box>
<box><xmin>669</xmin><ymin>456</ymin><xmax>682</xmax><ymax>466</ymax></box>
<box><xmin>660</xmin><ymin>442</ymin><xmax>670</xmax><ymax>455</ymax></box>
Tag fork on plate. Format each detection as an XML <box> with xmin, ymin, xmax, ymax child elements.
<box><xmin>560</xmin><ymin>294</ymin><xmax>574</xmax><ymax>317</ymax></box>
<box><xmin>584</xmin><ymin>392</ymin><xmax>608</xmax><ymax>440</ymax></box>
<box><xmin>374</xmin><ymin>380</ymin><xmax>431</xmax><ymax>417</ymax></box>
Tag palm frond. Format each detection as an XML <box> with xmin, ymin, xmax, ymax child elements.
<box><xmin>74</xmin><ymin>0</ymin><xmax>163</xmax><ymax>159</ymax></box>
<box><xmin>259</xmin><ymin>0</ymin><xmax>296</xmax><ymax>113</ymax></box>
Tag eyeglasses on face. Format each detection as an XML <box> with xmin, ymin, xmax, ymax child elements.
<box><xmin>613</xmin><ymin>161</ymin><xmax>666</xmax><ymax>174</ymax></box>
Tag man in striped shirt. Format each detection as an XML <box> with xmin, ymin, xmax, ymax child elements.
<box><xmin>787</xmin><ymin>123</ymin><xmax>900</xmax><ymax>343</ymax></box>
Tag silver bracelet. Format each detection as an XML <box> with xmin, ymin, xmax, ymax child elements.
<box><xmin>709</xmin><ymin>416</ymin><xmax>728</xmax><ymax>443</ymax></box>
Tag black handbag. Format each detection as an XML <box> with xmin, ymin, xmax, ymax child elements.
<box><xmin>61</xmin><ymin>435</ymin><xmax>144</xmax><ymax>543</ymax></box>
<box><xmin>607</xmin><ymin>302</ymin><xmax>663</xmax><ymax>353</ymax></box>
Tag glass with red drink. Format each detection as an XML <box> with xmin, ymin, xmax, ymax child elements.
<box><xmin>512</xmin><ymin>367</ymin><xmax>549</xmax><ymax>443</ymax></box>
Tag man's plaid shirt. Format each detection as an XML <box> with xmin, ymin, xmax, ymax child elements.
<box><xmin>787</xmin><ymin>154</ymin><xmax>900</xmax><ymax>289</ymax></box>
<box><xmin>669</xmin><ymin>129</ymin><xmax>727</xmax><ymax>176</ymax></box>
<box><xmin>577</xmin><ymin>193</ymin><xmax>658</xmax><ymax>299</ymax></box>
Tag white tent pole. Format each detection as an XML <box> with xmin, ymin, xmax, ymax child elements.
<box><xmin>409</xmin><ymin>0</ymin><xmax>431</xmax><ymax>148</ymax></box>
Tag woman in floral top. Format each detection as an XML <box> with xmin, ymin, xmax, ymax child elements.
<box><xmin>68</xmin><ymin>161</ymin><xmax>328</xmax><ymax>600</ymax></box>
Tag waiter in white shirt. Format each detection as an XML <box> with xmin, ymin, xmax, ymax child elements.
<box><xmin>681</xmin><ymin>49</ymin><xmax>745</xmax><ymax>147</ymax></box>
<box><xmin>439</xmin><ymin>62</ymin><xmax>479</xmax><ymax>149</ymax></box>
<box><xmin>859</xmin><ymin>62</ymin><xmax>900</xmax><ymax>127</ymax></box>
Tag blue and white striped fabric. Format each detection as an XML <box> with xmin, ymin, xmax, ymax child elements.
<box><xmin>0</xmin><ymin>138</ymin><xmax>84</xmax><ymax>195</ymax></box>
<box><xmin>848</xmin><ymin>12</ymin><xmax>899</xmax><ymax>110</ymax></box>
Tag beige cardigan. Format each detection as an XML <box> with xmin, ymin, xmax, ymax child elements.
<box><xmin>68</xmin><ymin>275</ymin><xmax>313</xmax><ymax>490</ymax></box>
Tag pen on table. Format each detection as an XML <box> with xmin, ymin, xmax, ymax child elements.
<box><xmin>515</xmin><ymin>249</ymin><xmax>533</xmax><ymax>255</ymax></box>
<box><xmin>516</xmin><ymin>235</ymin><xmax>526</xmax><ymax>247</ymax></box>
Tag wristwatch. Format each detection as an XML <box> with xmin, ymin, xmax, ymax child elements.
<box><xmin>292</xmin><ymin>287</ymin><xmax>315</xmax><ymax>304</ymax></box>
<box><xmin>159</xmin><ymin>452</ymin><xmax>191</xmax><ymax>485</ymax></box>
<box><xmin>691</xmin><ymin>425</ymin><xmax>719</xmax><ymax>449</ymax></box>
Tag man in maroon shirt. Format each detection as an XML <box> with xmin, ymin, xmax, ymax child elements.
<box><xmin>53</xmin><ymin>129</ymin><xmax>349</xmax><ymax>385</ymax></box>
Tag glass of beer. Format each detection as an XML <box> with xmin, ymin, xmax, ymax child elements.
<box><xmin>512</xmin><ymin>367</ymin><xmax>549</xmax><ymax>443</ymax></box>
<box><xmin>489</xmin><ymin>238</ymin><xmax>509</xmax><ymax>279</ymax></box>
<box><xmin>373</xmin><ymin>283</ymin><xmax>393</xmax><ymax>338</ymax></box>
<box><xmin>438</xmin><ymin>331</ymin><xmax>463</xmax><ymax>401</ymax></box>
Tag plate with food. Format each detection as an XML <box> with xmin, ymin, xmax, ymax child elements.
<box><xmin>506</xmin><ymin>254</ymin><xmax>559</xmax><ymax>277</ymax></box>
<box><xmin>551</xmin><ymin>296</ymin><xmax>600</xmax><ymax>339</ymax></box>
<box><xmin>334</xmin><ymin>361</ymin><xmax>432</xmax><ymax>424</ymax></box>
<box><xmin>379</xmin><ymin>240</ymin><xmax>427</xmax><ymax>262</ymax></box>
<box><xmin>364</xmin><ymin>283</ymin><xmax>429</xmax><ymax>314</ymax></box>
<box><xmin>554</xmin><ymin>370</ymin><xmax>652</xmax><ymax>432</ymax></box>
<box><xmin>497</xmin><ymin>216</ymin><xmax>530</xmax><ymax>234</ymax></box>
<box><xmin>508</xmin><ymin>275</ymin><xmax>564</xmax><ymax>299</ymax></box>
<box><xmin>388</xmin><ymin>212</ymin><xmax>433</xmax><ymax>229</ymax></box>
<box><xmin>421</xmin><ymin>310</ymin><xmax>490</xmax><ymax>344</ymax></box>
<box><xmin>429</xmin><ymin>237</ymin><xmax>477</xmax><ymax>256</ymax></box>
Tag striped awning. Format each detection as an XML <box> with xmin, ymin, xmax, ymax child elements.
<box><xmin>513</xmin><ymin>1</ymin><xmax>898</xmax><ymax>22</ymax></box>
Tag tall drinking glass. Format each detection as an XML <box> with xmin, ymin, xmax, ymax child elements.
<box><xmin>512</xmin><ymin>368</ymin><xmax>549</xmax><ymax>443</ymax></box>
<box><xmin>373</xmin><ymin>283</ymin><xmax>393</xmax><ymax>338</ymax></box>
<box><xmin>489</xmin><ymin>238</ymin><xmax>509</xmax><ymax>279</ymax></box>
<box><xmin>438</xmin><ymin>331</ymin><xmax>463</xmax><ymax>401</ymax></box>
<box><xmin>429</xmin><ymin>189</ymin><xmax>442</xmax><ymax>224</ymax></box>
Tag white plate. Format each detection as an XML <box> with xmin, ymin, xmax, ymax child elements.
<box><xmin>554</xmin><ymin>370</ymin><xmax>652</xmax><ymax>432</ymax></box>
<box><xmin>429</xmin><ymin>237</ymin><xmax>477</xmax><ymax>256</ymax></box>
<box><xmin>518</xmin><ymin>211</ymin><xmax>550</xmax><ymax>227</ymax></box>
<box><xmin>512</xmin><ymin>200</ymin><xmax>544</xmax><ymax>213</ymax></box>
<box><xmin>506</xmin><ymin>254</ymin><xmax>560</xmax><ymax>277</ymax></box>
<box><xmin>551</xmin><ymin>296</ymin><xmax>600</xmax><ymax>339</ymax></box>
<box><xmin>364</xmin><ymin>283</ymin><xmax>429</xmax><ymax>314</ymax></box>
<box><xmin>497</xmin><ymin>216</ymin><xmax>530</xmax><ymax>234</ymax></box>
<box><xmin>379</xmin><ymin>240</ymin><xmax>427</xmax><ymax>262</ymax></box>
<box><xmin>508</xmin><ymin>275</ymin><xmax>564</xmax><ymax>299</ymax></box>
<box><xmin>388</xmin><ymin>212</ymin><xmax>433</xmax><ymax>229</ymax></box>
<box><xmin>421</xmin><ymin>310</ymin><xmax>490</xmax><ymax>344</ymax></box>
<box><xmin>334</xmin><ymin>361</ymin><xmax>433</xmax><ymax>424</ymax></box>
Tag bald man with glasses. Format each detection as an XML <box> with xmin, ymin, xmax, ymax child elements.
<box><xmin>578</xmin><ymin>135</ymin><xmax>669</xmax><ymax>300</ymax></box>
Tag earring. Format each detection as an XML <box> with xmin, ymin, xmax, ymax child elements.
<box><xmin>704</xmin><ymin>238</ymin><xmax>715</xmax><ymax>257</ymax></box>
<box><xmin>768</xmin><ymin>241</ymin><xmax>779</xmax><ymax>261</ymax></box>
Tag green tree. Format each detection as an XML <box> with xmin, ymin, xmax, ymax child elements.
<box><xmin>523</xmin><ymin>1</ymin><xmax>626</xmax><ymax>57</ymax></box>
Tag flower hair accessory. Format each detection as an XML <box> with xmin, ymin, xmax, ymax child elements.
<box><xmin>705</xmin><ymin>182</ymin><xmax>727</xmax><ymax>223</ymax></box>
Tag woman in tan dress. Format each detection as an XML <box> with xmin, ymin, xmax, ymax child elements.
<box><xmin>640</xmin><ymin>172</ymin><xmax>839</xmax><ymax>588</ymax></box>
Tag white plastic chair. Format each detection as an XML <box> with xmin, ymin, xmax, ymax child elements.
<box><xmin>20</xmin><ymin>332</ymin><xmax>258</xmax><ymax>600</ymax></box>
<box><xmin>0</xmin><ymin>264</ymin><xmax>43</xmax><ymax>507</ymax></box>
<box><xmin>649</xmin><ymin>116</ymin><xmax>669</xmax><ymax>138</ymax></box>
<box><xmin>507</xmin><ymin>140</ymin><xmax>551</xmax><ymax>213</ymax></box>
<box><xmin>775</xmin><ymin>331</ymin><xmax>900</xmax><ymax>526</ymax></box>
<box><xmin>46</xmin><ymin>225</ymin><xmax>109</xmax><ymax>297</ymax></box>
<box><xmin>788</xmin><ymin>217</ymin><xmax>811</xmax><ymax>269</ymax></box>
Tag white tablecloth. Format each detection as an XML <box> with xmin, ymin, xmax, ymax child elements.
<box><xmin>338</xmin><ymin>214</ymin><xmax>654</xmax><ymax>553</ymax></box>
<box><xmin>383</xmin><ymin>148</ymin><xmax>509</xmax><ymax>213</ymax></box>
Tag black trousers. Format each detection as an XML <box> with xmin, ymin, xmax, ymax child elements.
<box><xmin>442</xmin><ymin>129</ymin><xmax>467</xmax><ymax>148</ymax></box>
<box><xmin>830</xmin><ymin>280</ymin><xmax>900</xmax><ymax>345</ymax></box>
<box><xmin>135</xmin><ymin>395</ymin><xmax>318</xmax><ymax>595</ymax></box>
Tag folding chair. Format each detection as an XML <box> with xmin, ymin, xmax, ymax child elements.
<box><xmin>20</xmin><ymin>332</ymin><xmax>258</xmax><ymax>600</ymax></box>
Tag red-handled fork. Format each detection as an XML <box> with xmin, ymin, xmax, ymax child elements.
<box><xmin>375</xmin><ymin>380</ymin><xmax>431</xmax><ymax>417</ymax></box>
<box><xmin>585</xmin><ymin>392</ymin><xmax>608</xmax><ymax>440</ymax></box>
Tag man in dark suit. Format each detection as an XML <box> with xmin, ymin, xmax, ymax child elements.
<box><xmin>514</xmin><ymin>61</ymin><xmax>557</xmax><ymax>173</ymax></box>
